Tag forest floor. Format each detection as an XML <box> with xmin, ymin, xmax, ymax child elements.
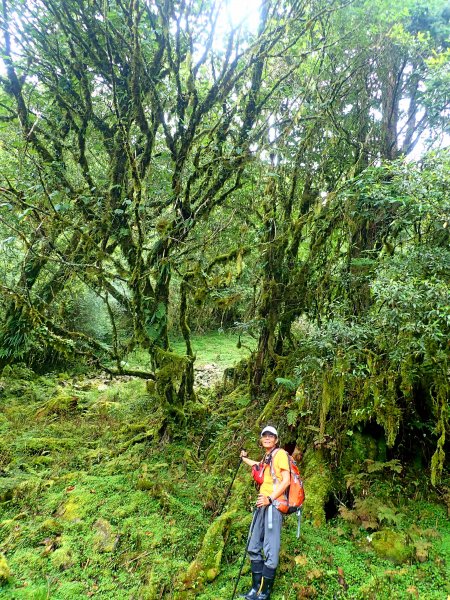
<box><xmin>126</xmin><ymin>331</ymin><xmax>256</xmax><ymax>388</ymax></box>
<box><xmin>0</xmin><ymin>333</ymin><xmax>449</xmax><ymax>599</ymax></box>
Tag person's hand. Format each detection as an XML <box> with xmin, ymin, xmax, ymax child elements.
<box><xmin>240</xmin><ymin>450</ymin><xmax>248</xmax><ymax>459</ymax></box>
<box><xmin>256</xmin><ymin>494</ymin><xmax>271</xmax><ymax>508</ymax></box>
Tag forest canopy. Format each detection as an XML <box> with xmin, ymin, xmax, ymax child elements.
<box><xmin>0</xmin><ymin>0</ymin><xmax>449</xmax><ymax>482</ymax></box>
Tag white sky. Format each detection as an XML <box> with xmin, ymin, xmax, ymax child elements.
<box><xmin>220</xmin><ymin>0</ymin><xmax>261</xmax><ymax>33</ymax></box>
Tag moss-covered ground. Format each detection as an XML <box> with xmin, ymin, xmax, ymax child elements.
<box><xmin>0</xmin><ymin>336</ymin><xmax>449</xmax><ymax>599</ymax></box>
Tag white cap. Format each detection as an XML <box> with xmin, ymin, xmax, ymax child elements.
<box><xmin>261</xmin><ymin>425</ymin><xmax>278</xmax><ymax>437</ymax></box>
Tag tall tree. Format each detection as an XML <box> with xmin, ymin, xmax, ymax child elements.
<box><xmin>0</xmin><ymin>0</ymin><xmax>329</xmax><ymax>425</ymax></box>
<box><xmin>247</xmin><ymin>0</ymin><xmax>450</xmax><ymax>391</ymax></box>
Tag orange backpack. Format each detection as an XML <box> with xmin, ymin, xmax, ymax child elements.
<box><xmin>269</xmin><ymin>449</ymin><xmax>305</xmax><ymax>515</ymax></box>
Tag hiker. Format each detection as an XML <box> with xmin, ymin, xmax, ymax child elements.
<box><xmin>239</xmin><ymin>425</ymin><xmax>290</xmax><ymax>600</ymax></box>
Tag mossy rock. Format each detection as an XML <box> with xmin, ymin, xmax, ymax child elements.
<box><xmin>30</xmin><ymin>455</ymin><xmax>54</xmax><ymax>468</ymax></box>
<box><xmin>137</xmin><ymin>584</ymin><xmax>158</xmax><ymax>600</ymax></box>
<box><xmin>136</xmin><ymin>462</ymin><xmax>169</xmax><ymax>491</ymax></box>
<box><xmin>0</xmin><ymin>439</ymin><xmax>11</xmax><ymax>468</ymax></box>
<box><xmin>9</xmin><ymin>548</ymin><xmax>43</xmax><ymax>574</ymax></box>
<box><xmin>0</xmin><ymin>553</ymin><xmax>11</xmax><ymax>583</ymax></box>
<box><xmin>119</xmin><ymin>429</ymin><xmax>155</xmax><ymax>451</ymax></box>
<box><xmin>38</xmin><ymin>518</ymin><xmax>63</xmax><ymax>535</ymax></box>
<box><xmin>138</xmin><ymin>572</ymin><xmax>168</xmax><ymax>600</ymax></box>
<box><xmin>93</xmin><ymin>518</ymin><xmax>117</xmax><ymax>552</ymax></box>
<box><xmin>136</xmin><ymin>477</ymin><xmax>153</xmax><ymax>491</ymax></box>
<box><xmin>56</xmin><ymin>492</ymin><xmax>87</xmax><ymax>522</ymax></box>
<box><xmin>50</xmin><ymin>546</ymin><xmax>75</xmax><ymax>570</ymax></box>
<box><xmin>414</xmin><ymin>539</ymin><xmax>432</xmax><ymax>563</ymax></box>
<box><xmin>181</xmin><ymin>510</ymin><xmax>235</xmax><ymax>590</ymax></box>
<box><xmin>0</xmin><ymin>481</ymin><xmax>14</xmax><ymax>504</ymax></box>
<box><xmin>120</xmin><ymin>422</ymin><xmax>149</xmax><ymax>436</ymax></box>
<box><xmin>302</xmin><ymin>449</ymin><xmax>332</xmax><ymax>526</ymax></box>
<box><xmin>371</xmin><ymin>530</ymin><xmax>412</xmax><ymax>564</ymax></box>
<box><xmin>34</xmin><ymin>391</ymin><xmax>79</xmax><ymax>420</ymax></box>
<box><xmin>14</xmin><ymin>478</ymin><xmax>41</xmax><ymax>501</ymax></box>
<box><xmin>0</xmin><ymin>477</ymin><xmax>37</xmax><ymax>503</ymax></box>
<box><xmin>55</xmin><ymin>582</ymin><xmax>85</xmax><ymax>596</ymax></box>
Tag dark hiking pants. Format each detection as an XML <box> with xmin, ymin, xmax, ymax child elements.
<box><xmin>247</xmin><ymin>505</ymin><xmax>283</xmax><ymax>571</ymax></box>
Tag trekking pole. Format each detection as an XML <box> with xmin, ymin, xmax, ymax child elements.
<box><xmin>231</xmin><ymin>507</ymin><xmax>259</xmax><ymax>600</ymax></box>
<box><xmin>216</xmin><ymin>455</ymin><xmax>242</xmax><ymax>517</ymax></box>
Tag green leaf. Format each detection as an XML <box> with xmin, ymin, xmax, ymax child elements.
<box><xmin>155</xmin><ymin>302</ymin><xmax>166</xmax><ymax>320</ymax></box>
<box><xmin>275</xmin><ymin>377</ymin><xmax>297</xmax><ymax>391</ymax></box>
<box><xmin>287</xmin><ymin>409</ymin><xmax>299</xmax><ymax>426</ymax></box>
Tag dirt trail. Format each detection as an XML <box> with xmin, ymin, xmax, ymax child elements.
<box><xmin>193</xmin><ymin>363</ymin><xmax>223</xmax><ymax>388</ymax></box>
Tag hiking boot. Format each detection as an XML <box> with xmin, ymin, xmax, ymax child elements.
<box><xmin>240</xmin><ymin>561</ymin><xmax>263</xmax><ymax>599</ymax></box>
<box><xmin>255</xmin><ymin>572</ymin><xmax>275</xmax><ymax>599</ymax></box>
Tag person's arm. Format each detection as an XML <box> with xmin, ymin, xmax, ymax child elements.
<box><xmin>240</xmin><ymin>449</ymin><xmax>259</xmax><ymax>467</ymax></box>
<box><xmin>256</xmin><ymin>469</ymin><xmax>290</xmax><ymax>507</ymax></box>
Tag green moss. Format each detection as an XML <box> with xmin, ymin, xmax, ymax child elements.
<box><xmin>258</xmin><ymin>388</ymin><xmax>284</xmax><ymax>425</ymax></box>
<box><xmin>0</xmin><ymin>554</ymin><xmax>11</xmax><ymax>583</ymax></box>
<box><xmin>9</xmin><ymin>548</ymin><xmax>44</xmax><ymax>574</ymax></box>
<box><xmin>431</xmin><ymin>381</ymin><xmax>447</xmax><ymax>485</ymax></box>
<box><xmin>371</xmin><ymin>530</ymin><xmax>412</xmax><ymax>564</ymax></box>
<box><xmin>0</xmin><ymin>477</ymin><xmax>38</xmax><ymax>504</ymax></box>
<box><xmin>0</xmin><ymin>481</ymin><xmax>14</xmax><ymax>504</ymax></box>
<box><xmin>34</xmin><ymin>390</ymin><xmax>80</xmax><ymax>420</ymax></box>
<box><xmin>181</xmin><ymin>510</ymin><xmax>235</xmax><ymax>590</ymax></box>
<box><xmin>38</xmin><ymin>518</ymin><xmax>63</xmax><ymax>535</ymax></box>
<box><xmin>54</xmin><ymin>581</ymin><xmax>86</xmax><ymax>597</ymax></box>
<box><xmin>136</xmin><ymin>477</ymin><xmax>153</xmax><ymax>491</ymax></box>
<box><xmin>320</xmin><ymin>373</ymin><xmax>344</xmax><ymax>437</ymax></box>
<box><xmin>350</xmin><ymin>432</ymin><xmax>378</xmax><ymax>462</ymax></box>
<box><xmin>50</xmin><ymin>546</ymin><xmax>75</xmax><ymax>570</ymax></box>
<box><xmin>9</xmin><ymin>585</ymin><xmax>49</xmax><ymax>599</ymax></box>
<box><xmin>302</xmin><ymin>449</ymin><xmax>332</xmax><ymax>527</ymax></box>
<box><xmin>120</xmin><ymin>421</ymin><xmax>149</xmax><ymax>436</ymax></box>
<box><xmin>30</xmin><ymin>455</ymin><xmax>54</xmax><ymax>468</ymax></box>
<box><xmin>340</xmin><ymin>431</ymin><xmax>388</xmax><ymax>490</ymax></box>
<box><xmin>93</xmin><ymin>518</ymin><xmax>117</xmax><ymax>552</ymax></box>
<box><xmin>0</xmin><ymin>439</ymin><xmax>11</xmax><ymax>470</ymax></box>
<box><xmin>0</xmin><ymin>343</ymin><xmax>449</xmax><ymax>600</ymax></box>
<box><xmin>18</xmin><ymin>436</ymin><xmax>76</xmax><ymax>456</ymax></box>
<box><xmin>1</xmin><ymin>364</ymin><xmax>36</xmax><ymax>381</ymax></box>
<box><xmin>56</xmin><ymin>493</ymin><xmax>86</xmax><ymax>522</ymax></box>
<box><xmin>136</xmin><ymin>583</ymin><xmax>158</xmax><ymax>600</ymax></box>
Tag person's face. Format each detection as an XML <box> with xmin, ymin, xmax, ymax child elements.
<box><xmin>261</xmin><ymin>433</ymin><xmax>277</xmax><ymax>451</ymax></box>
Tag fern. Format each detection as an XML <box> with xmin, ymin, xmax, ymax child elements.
<box><xmin>275</xmin><ymin>377</ymin><xmax>297</xmax><ymax>391</ymax></box>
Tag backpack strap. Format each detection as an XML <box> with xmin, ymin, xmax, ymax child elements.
<box><xmin>268</xmin><ymin>448</ymin><xmax>288</xmax><ymax>484</ymax></box>
<box><xmin>296</xmin><ymin>508</ymin><xmax>302</xmax><ymax>538</ymax></box>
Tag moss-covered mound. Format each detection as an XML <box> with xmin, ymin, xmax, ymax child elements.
<box><xmin>180</xmin><ymin>510</ymin><xmax>235</xmax><ymax>592</ymax></box>
<box><xmin>370</xmin><ymin>530</ymin><xmax>412</xmax><ymax>564</ymax></box>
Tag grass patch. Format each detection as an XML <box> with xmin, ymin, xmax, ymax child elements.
<box><xmin>124</xmin><ymin>331</ymin><xmax>256</xmax><ymax>372</ymax></box>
